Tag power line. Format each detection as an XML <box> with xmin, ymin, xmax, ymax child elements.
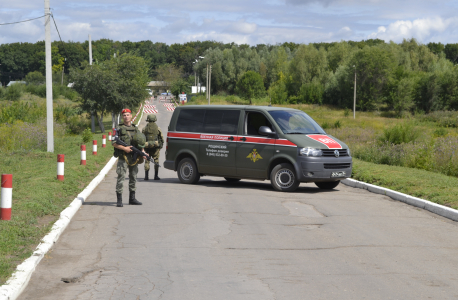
<box><xmin>50</xmin><ymin>13</ymin><xmax>71</xmax><ymax>64</ymax></box>
<box><xmin>0</xmin><ymin>15</ymin><xmax>45</xmax><ymax>26</ymax></box>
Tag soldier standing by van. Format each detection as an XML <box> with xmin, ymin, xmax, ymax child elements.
<box><xmin>112</xmin><ymin>108</ymin><xmax>145</xmax><ymax>207</ymax></box>
<box><xmin>142</xmin><ymin>114</ymin><xmax>164</xmax><ymax>180</ymax></box>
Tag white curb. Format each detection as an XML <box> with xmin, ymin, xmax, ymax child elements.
<box><xmin>0</xmin><ymin>156</ymin><xmax>119</xmax><ymax>300</ymax></box>
<box><xmin>342</xmin><ymin>178</ymin><xmax>458</xmax><ymax>222</ymax></box>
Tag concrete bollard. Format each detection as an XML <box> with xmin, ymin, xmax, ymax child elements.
<box><xmin>102</xmin><ymin>135</ymin><xmax>106</xmax><ymax>148</ymax></box>
<box><xmin>81</xmin><ymin>145</ymin><xmax>86</xmax><ymax>165</ymax></box>
<box><xmin>57</xmin><ymin>155</ymin><xmax>65</xmax><ymax>181</ymax></box>
<box><xmin>108</xmin><ymin>132</ymin><xmax>112</xmax><ymax>141</ymax></box>
<box><xmin>1</xmin><ymin>174</ymin><xmax>12</xmax><ymax>220</ymax></box>
<box><xmin>93</xmin><ymin>140</ymin><xmax>97</xmax><ymax>155</ymax></box>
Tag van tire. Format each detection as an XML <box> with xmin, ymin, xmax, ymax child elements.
<box><xmin>270</xmin><ymin>163</ymin><xmax>299</xmax><ymax>192</ymax></box>
<box><xmin>177</xmin><ymin>158</ymin><xmax>200</xmax><ymax>184</ymax></box>
<box><xmin>315</xmin><ymin>181</ymin><xmax>340</xmax><ymax>189</ymax></box>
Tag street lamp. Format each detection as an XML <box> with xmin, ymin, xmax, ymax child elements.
<box><xmin>353</xmin><ymin>65</ymin><xmax>356</xmax><ymax>119</ymax></box>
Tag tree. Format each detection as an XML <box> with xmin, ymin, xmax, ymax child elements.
<box><xmin>25</xmin><ymin>71</ymin><xmax>45</xmax><ymax>84</ymax></box>
<box><xmin>236</xmin><ymin>71</ymin><xmax>265</xmax><ymax>103</ymax></box>
<box><xmin>71</xmin><ymin>53</ymin><xmax>149</xmax><ymax>132</ymax></box>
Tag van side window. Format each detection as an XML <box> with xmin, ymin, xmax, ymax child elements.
<box><xmin>245</xmin><ymin>112</ymin><xmax>273</xmax><ymax>136</ymax></box>
<box><xmin>203</xmin><ymin>110</ymin><xmax>239</xmax><ymax>135</ymax></box>
<box><xmin>176</xmin><ymin>109</ymin><xmax>206</xmax><ymax>132</ymax></box>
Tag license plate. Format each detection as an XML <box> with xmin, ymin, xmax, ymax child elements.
<box><xmin>331</xmin><ymin>171</ymin><xmax>346</xmax><ymax>177</ymax></box>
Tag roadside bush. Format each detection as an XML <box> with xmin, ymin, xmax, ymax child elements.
<box><xmin>25</xmin><ymin>71</ymin><xmax>45</xmax><ymax>85</ymax></box>
<box><xmin>66</xmin><ymin>115</ymin><xmax>91</xmax><ymax>135</ymax></box>
<box><xmin>0</xmin><ymin>120</ymin><xmax>66</xmax><ymax>153</ymax></box>
<box><xmin>81</xmin><ymin>128</ymin><xmax>93</xmax><ymax>144</ymax></box>
<box><xmin>378</xmin><ymin>122</ymin><xmax>420</xmax><ymax>144</ymax></box>
<box><xmin>0</xmin><ymin>102</ymin><xmax>46</xmax><ymax>124</ymax></box>
<box><xmin>4</xmin><ymin>84</ymin><xmax>24</xmax><ymax>101</ymax></box>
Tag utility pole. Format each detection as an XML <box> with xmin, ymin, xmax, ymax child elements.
<box><xmin>61</xmin><ymin>58</ymin><xmax>66</xmax><ymax>85</ymax></box>
<box><xmin>89</xmin><ymin>34</ymin><xmax>95</xmax><ymax>132</ymax></box>
<box><xmin>353</xmin><ymin>65</ymin><xmax>356</xmax><ymax>119</ymax></box>
<box><xmin>45</xmin><ymin>0</ymin><xmax>54</xmax><ymax>152</ymax></box>
<box><xmin>206</xmin><ymin>64</ymin><xmax>209</xmax><ymax>102</ymax></box>
<box><xmin>209</xmin><ymin>65</ymin><xmax>212</xmax><ymax>105</ymax></box>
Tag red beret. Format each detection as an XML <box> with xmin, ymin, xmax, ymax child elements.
<box><xmin>121</xmin><ymin>109</ymin><xmax>131</xmax><ymax>114</ymax></box>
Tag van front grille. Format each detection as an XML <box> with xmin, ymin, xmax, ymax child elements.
<box><xmin>322</xmin><ymin>149</ymin><xmax>349</xmax><ymax>157</ymax></box>
<box><xmin>323</xmin><ymin>163</ymin><xmax>351</xmax><ymax>169</ymax></box>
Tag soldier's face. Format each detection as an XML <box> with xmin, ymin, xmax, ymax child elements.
<box><xmin>122</xmin><ymin>112</ymin><xmax>132</xmax><ymax>125</ymax></box>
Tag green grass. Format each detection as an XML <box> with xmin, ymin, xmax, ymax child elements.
<box><xmin>352</xmin><ymin>158</ymin><xmax>458</xmax><ymax>209</ymax></box>
<box><xmin>0</xmin><ymin>131</ymin><xmax>114</xmax><ymax>285</ymax></box>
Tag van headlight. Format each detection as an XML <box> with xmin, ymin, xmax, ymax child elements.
<box><xmin>299</xmin><ymin>148</ymin><xmax>322</xmax><ymax>157</ymax></box>
<box><xmin>347</xmin><ymin>148</ymin><xmax>351</xmax><ymax>156</ymax></box>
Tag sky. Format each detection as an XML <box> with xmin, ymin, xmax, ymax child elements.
<box><xmin>1</xmin><ymin>0</ymin><xmax>458</xmax><ymax>46</ymax></box>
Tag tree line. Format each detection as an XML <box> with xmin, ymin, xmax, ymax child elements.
<box><xmin>1</xmin><ymin>38</ymin><xmax>458</xmax><ymax>114</ymax></box>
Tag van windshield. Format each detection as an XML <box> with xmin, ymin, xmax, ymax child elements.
<box><xmin>268</xmin><ymin>110</ymin><xmax>326</xmax><ymax>134</ymax></box>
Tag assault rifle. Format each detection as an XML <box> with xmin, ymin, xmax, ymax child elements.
<box><xmin>113</xmin><ymin>129</ymin><xmax>160</xmax><ymax>168</ymax></box>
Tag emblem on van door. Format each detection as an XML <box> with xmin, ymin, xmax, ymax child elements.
<box><xmin>334</xmin><ymin>150</ymin><xmax>340</xmax><ymax>157</ymax></box>
<box><xmin>247</xmin><ymin>149</ymin><xmax>263</xmax><ymax>162</ymax></box>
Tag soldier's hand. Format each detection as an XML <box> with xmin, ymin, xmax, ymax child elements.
<box><xmin>124</xmin><ymin>146</ymin><xmax>133</xmax><ymax>153</ymax></box>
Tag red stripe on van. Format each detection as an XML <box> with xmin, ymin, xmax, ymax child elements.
<box><xmin>306</xmin><ymin>134</ymin><xmax>342</xmax><ymax>149</ymax></box>
<box><xmin>168</xmin><ymin>132</ymin><xmax>297</xmax><ymax>147</ymax></box>
<box><xmin>167</xmin><ymin>132</ymin><xmax>201</xmax><ymax>139</ymax></box>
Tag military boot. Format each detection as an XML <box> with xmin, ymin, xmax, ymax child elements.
<box><xmin>154</xmin><ymin>167</ymin><xmax>160</xmax><ymax>180</ymax></box>
<box><xmin>144</xmin><ymin>170</ymin><xmax>149</xmax><ymax>181</ymax></box>
<box><xmin>129</xmin><ymin>191</ymin><xmax>142</xmax><ymax>205</ymax></box>
<box><xmin>116</xmin><ymin>192</ymin><xmax>123</xmax><ymax>207</ymax></box>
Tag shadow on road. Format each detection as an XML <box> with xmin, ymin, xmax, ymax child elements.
<box><xmin>139</xmin><ymin>176</ymin><xmax>340</xmax><ymax>194</ymax></box>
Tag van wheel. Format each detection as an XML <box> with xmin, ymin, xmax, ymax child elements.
<box><xmin>177</xmin><ymin>158</ymin><xmax>200</xmax><ymax>184</ymax></box>
<box><xmin>315</xmin><ymin>181</ymin><xmax>340</xmax><ymax>189</ymax></box>
<box><xmin>224</xmin><ymin>177</ymin><xmax>241</xmax><ymax>182</ymax></box>
<box><xmin>270</xmin><ymin>163</ymin><xmax>299</xmax><ymax>192</ymax></box>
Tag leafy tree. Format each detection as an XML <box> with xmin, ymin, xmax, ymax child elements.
<box><xmin>444</xmin><ymin>43</ymin><xmax>458</xmax><ymax>64</ymax></box>
<box><xmin>268</xmin><ymin>72</ymin><xmax>288</xmax><ymax>104</ymax></box>
<box><xmin>25</xmin><ymin>71</ymin><xmax>45</xmax><ymax>84</ymax></box>
<box><xmin>236</xmin><ymin>71</ymin><xmax>265</xmax><ymax>104</ymax></box>
<box><xmin>349</xmin><ymin>46</ymin><xmax>396</xmax><ymax>111</ymax></box>
<box><xmin>71</xmin><ymin>53</ymin><xmax>149</xmax><ymax>132</ymax></box>
<box><xmin>154</xmin><ymin>63</ymin><xmax>183</xmax><ymax>83</ymax></box>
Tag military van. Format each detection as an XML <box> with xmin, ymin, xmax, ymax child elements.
<box><xmin>164</xmin><ymin>105</ymin><xmax>352</xmax><ymax>192</ymax></box>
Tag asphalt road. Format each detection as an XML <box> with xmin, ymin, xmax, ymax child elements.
<box><xmin>19</xmin><ymin>101</ymin><xmax>458</xmax><ymax>300</ymax></box>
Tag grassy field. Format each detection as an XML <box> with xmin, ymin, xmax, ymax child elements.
<box><xmin>187</xmin><ymin>94</ymin><xmax>458</xmax><ymax>208</ymax></box>
<box><xmin>0</xmin><ymin>94</ymin><xmax>120</xmax><ymax>285</ymax></box>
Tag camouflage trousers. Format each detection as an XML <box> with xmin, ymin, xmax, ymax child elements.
<box><xmin>116</xmin><ymin>157</ymin><xmax>138</xmax><ymax>193</ymax></box>
<box><xmin>144</xmin><ymin>148</ymin><xmax>160</xmax><ymax>171</ymax></box>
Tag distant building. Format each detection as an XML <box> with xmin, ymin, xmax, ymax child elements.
<box><xmin>7</xmin><ymin>81</ymin><xmax>26</xmax><ymax>87</ymax></box>
<box><xmin>147</xmin><ymin>81</ymin><xmax>170</xmax><ymax>94</ymax></box>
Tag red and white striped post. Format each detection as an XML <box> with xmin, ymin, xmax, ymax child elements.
<box><xmin>57</xmin><ymin>155</ymin><xmax>65</xmax><ymax>181</ymax></box>
<box><xmin>108</xmin><ymin>132</ymin><xmax>112</xmax><ymax>141</ymax></box>
<box><xmin>93</xmin><ymin>140</ymin><xmax>97</xmax><ymax>155</ymax></box>
<box><xmin>1</xmin><ymin>174</ymin><xmax>12</xmax><ymax>221</ymax></box>
<box><xmin>80</xmin><ymin>145</ymin><xmax>86</xmax><ymax>165</ymax></box>
<box><xmin>102</xmin><ymin>135</ymin><xmax>106</xmax><ymax>148</ymax></box>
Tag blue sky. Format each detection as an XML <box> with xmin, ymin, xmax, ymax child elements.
<box><xmin>1</xmin><ymin>0</ymin><xmax>457</xmax><ymax>45</ymax></box>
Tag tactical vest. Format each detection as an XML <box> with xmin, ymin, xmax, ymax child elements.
<box><xmin>143</xmin><ymin>122</ymin><xmax>159</xmax><ymax>145</ymax></box>
<box><xmin>113</xmin><ymin>124</ymin><xmax>138</xmax><ymax>158</ymax></box>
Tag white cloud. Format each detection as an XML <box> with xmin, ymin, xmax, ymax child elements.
<box><xmin>225</xmin><ymin>20</ymin><xmax>257</xmax><ymax>34</ymax></box>
<box><xmin>368</xmin><ymin>17</ymin><xmax>458</xmax><ymax>43</ymax></box>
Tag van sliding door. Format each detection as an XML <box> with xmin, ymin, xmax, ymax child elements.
<box><xmin>198</xmin><ymin>110</ymin><xmax>240</xmax><ymax>176</ymax></box>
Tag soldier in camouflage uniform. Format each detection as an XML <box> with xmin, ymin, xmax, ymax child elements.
<box><xmin>112</xmin><ymin>108</ymin><xmax>146</xmax><ymax>207</ymax></box>
<box><xmin>142</xmin><ymin>114</ymin><xmax>164</xmax><ymax>180</ymax></box>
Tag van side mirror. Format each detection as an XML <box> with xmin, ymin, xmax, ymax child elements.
<box><xmin>259</xmin><ymin>126</ymin><xmax>276</xmax><ymax>137</ymax></box>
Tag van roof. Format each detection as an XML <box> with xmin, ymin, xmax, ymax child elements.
<box><xmin>178</xmin><ymin>105</ymin><xmax>298</xmax><ymax>112</ymax></box>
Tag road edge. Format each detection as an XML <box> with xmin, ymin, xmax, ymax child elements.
<box><xmin>0</xmin><ymin>157</ymin><xmax>118</xmax><ymax>300</ymax></box>
<box><xmin>342</xmin><ymin>178</ymin><xmax>458</xmax><ymax>222</ymax></box>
